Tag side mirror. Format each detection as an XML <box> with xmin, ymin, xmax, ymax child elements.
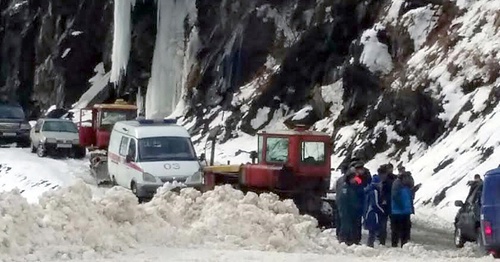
<box><xmin>454</xmin><ymin>200</ymin><xmax>464</xmax><ymax>207</ymax></box>
<box><xmin>199</xmin><ymin>153</ymin><xmax>206</xmax><ymax>162</ymax></box>
<box><xmin>125</xmin><ymin>155</ymin><xmax>133</xmax><ymax>163</ymax></box>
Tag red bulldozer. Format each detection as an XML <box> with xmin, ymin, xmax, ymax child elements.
<box><xmin>199</xmin><ymin>125</ymin><xmax>336</xmax><ymax>228</ymax></box>
<box><xmin>78</xmin><ymin>99</ymin><xmax>137</xmax><ymax>185</ymax></box>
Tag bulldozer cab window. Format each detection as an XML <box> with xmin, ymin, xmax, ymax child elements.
<box><xmin>100</xmin><ymin>110</ymin><xmax>136</xmax><ymax>129</ymax></box>
<box><xmin>265</xmin><ymin>137</ymin><xmax>289</xmax><ymax>163</ymax></box>
<box><xmin>301</xmin><ymin>141</ymin><xmax>325</xmax><ymax>164</ymax></box>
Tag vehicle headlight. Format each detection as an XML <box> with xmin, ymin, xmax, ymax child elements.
<box><xmin>45</xmin><ymin>138</ymin><xmax>56</xmax><ymax>143</ymax></box>
<box><xmin>142</xmin><ymin>172</ymin><xmax>157</xmax><ymax>183</ymax></box>
<box><xmin>186</xmin><ymin>170</ymin><xmax>204</xmax><ymax>185</ymax></box>
<box><xmin>20</xmin><ymin>123</ymin><xmax>31</xmax><ymax>130</ymax></box>
<box><xmin>72</xmin><ymin>139</ymin><xmax>79</xmax><ymax>144</ymax></box>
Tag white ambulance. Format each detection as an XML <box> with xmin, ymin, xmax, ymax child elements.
<box><xmin>107</xmin><ymin>119</ymin><xmax>203</xmax><ymax>199</ymax></box>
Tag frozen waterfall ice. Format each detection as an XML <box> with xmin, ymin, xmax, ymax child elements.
<box><xmin>111</xmin><ymin>0</ymin><xmax>198</xmax><ymax>119</ymax></box>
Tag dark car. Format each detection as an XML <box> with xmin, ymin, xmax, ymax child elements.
<box><xmin>480</xmin><ymin>168</ymin><xmax>500</xmax><ymax>258</ymax></box>
<box><xmin>454</xmin><ymin>179</ymin><xmax>482</xmax><ymax>248</ymax></box>
<box><xmin>0</xmin><ymin>102</ymin><xmax>31</xmax><ymax>147</ymax></box>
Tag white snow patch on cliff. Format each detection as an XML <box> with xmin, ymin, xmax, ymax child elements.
<box><xmin>360</xmin><ymin>25</ymin><xmax>393</xmax><ymax>74</ymax></box>
<box><xmin>401</xmin><ymin>5</ymin><xmax>440</xmax><ymax>50</ymax></box>
<box><xmin>73</xmin><ymin>63</ymin><xmax>110</xmax><ymax>109</ymax></box>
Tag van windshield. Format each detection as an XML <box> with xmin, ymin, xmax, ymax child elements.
<box><xmin>138</xmin><ymin>136</ymin><xmax>197</xmax><ymax>162</ymax></box>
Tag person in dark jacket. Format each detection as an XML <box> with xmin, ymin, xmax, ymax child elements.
<box><xmin>378</xmin><ymin>164</ymin><xmax>396</xmax><ymax>245</ymax></box>
<box><xmin>364</xmin><ymin>175</ymin><xmax>385</xmax><ymax>247</ymax></box>
<box><xmin>349</xmin><ymin>160</ymin><xmax>372</xmax><ymax>188</ymax></box>
<box><xmin>338</xmin><ymin>172</ymin><xmax>364</xmax><ymax>245</ymax></box>
<box><xmin>391</xmin><ymin>175</ymin><xmax>414</xmax><ymax>247</ymax></box>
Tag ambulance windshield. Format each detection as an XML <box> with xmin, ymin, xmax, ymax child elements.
<box><xmin>138</xmin><ymin>136</ymin><xmax>197</xmax><ymax>162</ymax></box>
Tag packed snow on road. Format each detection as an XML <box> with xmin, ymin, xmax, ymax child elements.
<box><xmin>0</xmin><ymin>148</ymin><xmax>493</xmax><ymax>261</ymax></box>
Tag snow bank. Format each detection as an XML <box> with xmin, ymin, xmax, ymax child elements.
<box><xmin>0</xmin><ymin>182</ymin><xmax>484</xmax><ymax>261</ymax></box>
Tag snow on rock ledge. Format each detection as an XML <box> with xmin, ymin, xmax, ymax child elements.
<box><xmin>360</xmin><ymin>25</ymin><xmax>393</xmax><ymax>75</ymax></box>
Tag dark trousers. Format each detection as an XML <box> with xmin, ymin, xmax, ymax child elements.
<box><xmin>391</xmin><ymin>214</ymin><xmax>411</xmax><ymax>247</ymax></box>
<box><xmin>378</xmin><ymin>214</ymin><xmax>388</xmax><ymax>245</ymax></box>
<box><xmin>336</xmin><ymin>209</ymin><xmax>341</xmax><ymax>240</ymax></box>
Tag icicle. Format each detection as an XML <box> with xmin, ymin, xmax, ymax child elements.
<box><xmin>145</xmin><ymin>0</ymin><xmax>198</xmax><ymax>119</ymax></box>
<box><xmin>110</xmin><ymin>0</ymin><xmax>136</xmax><ymax>83</ymax></box>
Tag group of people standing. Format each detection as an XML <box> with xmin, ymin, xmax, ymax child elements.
<box><xmin>335</xmin><ymin>160</ymin><xmax>415</xmax><ymax>248</ymax></box>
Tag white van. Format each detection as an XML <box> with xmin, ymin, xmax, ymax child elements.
<box><xmin>108</xmin><ymin>119</ymin><xmax>203</xmax><ymax>199</ymax></box>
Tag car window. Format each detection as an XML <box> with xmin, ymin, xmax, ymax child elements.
<box><xmin>0</xmin><ymin>105</ymin><xmax>25</xmax><ymax>119</ymax></box>
<box><xmin>42</xmin><ymin>121</ymin><xmax>78</xmax><ymax>133</ymax></box>
<box><xmin>119</xmin><ymin>136</ymin><xmax>129</xmax><ymax>156</ymax></box>
<box><xmin>265</xmin><ymin>137</ymin><xmax>289</xmax><ymax>163</ymax></box>
<box><xmin>301</xmin><ymin>141</ymin><xmax>326</xmax><ymax>164</ymax></box>
<box><xmin>128</xmin><ymin>138</ymin><xmax>136</xmax><ymax>160</ymax></box>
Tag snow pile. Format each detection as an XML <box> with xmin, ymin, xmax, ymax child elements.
<box><xmin>0</xmin><ymin>182</ymin><xmax>485</xmax><ymax>261</ymax></box>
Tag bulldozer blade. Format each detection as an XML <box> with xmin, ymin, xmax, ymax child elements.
<box><xmin>90</xmin><ymin>161</ymin><xmax>112</xmax><ymax>187</ymax></box>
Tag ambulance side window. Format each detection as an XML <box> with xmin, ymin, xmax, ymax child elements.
<box><xmin>119</xmin><ymin>136</ymin><xmax>129</xmax><ymax>156</ymax></box>
<box><xmin>128</xmin><ymin>139</ymin><xmax>136</xmax><ymax>160</ymax></box>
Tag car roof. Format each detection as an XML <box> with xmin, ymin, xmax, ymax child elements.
<box><xmin>113</xmin><ymin>120</ymin><xmax>190</xmax><ymax>138</ymax></box>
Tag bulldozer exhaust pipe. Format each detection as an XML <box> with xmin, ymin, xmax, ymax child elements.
<box><xmin>207</xmin><ymin>126</ymin><xmax>222</xmax><ymax>166</ymax></box>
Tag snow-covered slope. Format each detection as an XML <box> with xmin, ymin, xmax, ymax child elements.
<box><xmin>0</xmin><ymin>148</ymin><xmax>102</xmax><ymax>202</ymax></box>
<box><xmin>161</xmin><ymin>0</ymin><xmax>500</xmax><ymax>224</ymax></box>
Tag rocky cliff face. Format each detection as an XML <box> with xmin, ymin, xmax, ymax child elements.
<box><xmin>2</xmin><ymin>0</ymin><xmax>500</xmax><ymax>218</ymax></box>
<box><xmin>0</xmin><ymin>0</ymin><xmax>116</xmax><ymax>118</ymax></box>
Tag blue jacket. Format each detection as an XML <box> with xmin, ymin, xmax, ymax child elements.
<box><xmin>391</xmin><ymin>179</ymin><xmax>413</xmax><ymax>215</ymax></box>
<box><xmin>363</xmin><ymin>185</ymin><xmax>385</xmax><ymax>231</ymax></box>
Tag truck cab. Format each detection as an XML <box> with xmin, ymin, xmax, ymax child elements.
<box><xmin>108</xmin><ymin>119</ymin><xmax>202</xmax><ymax>200</ymax></box>
<box><xmin>241</xmin><ymin>128</ymin><xmax>331</xmax><ymax>194</ymax></box>
<box><xmin>78</xmin><ymin>99</ymin><xmax>137</xmax><ymax>150</ymax></box>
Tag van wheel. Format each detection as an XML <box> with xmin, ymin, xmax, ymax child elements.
<box><xmin>454</xmin><ymin>227</ymin><xmax>465</xmax><ymax>248</ymax></box>
<box><xmin>131</xmin><ymin>181</ymin><xmax>137</xmax><ymax>195</ymax></box>
<box><xmin>36</xmin><ymin>144</ymin><xmax>46</xmax><ymax>157</ymax></box>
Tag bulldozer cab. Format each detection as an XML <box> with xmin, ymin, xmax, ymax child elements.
<box><xmin>78</xmin><ymin>99</ymin><xmax>137</xmax><ymax>150</ymax></box>
<box><xmin>254</xmin><ymin>127</ymin><xmax>331</xmax><ymax>176</ymax></box>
